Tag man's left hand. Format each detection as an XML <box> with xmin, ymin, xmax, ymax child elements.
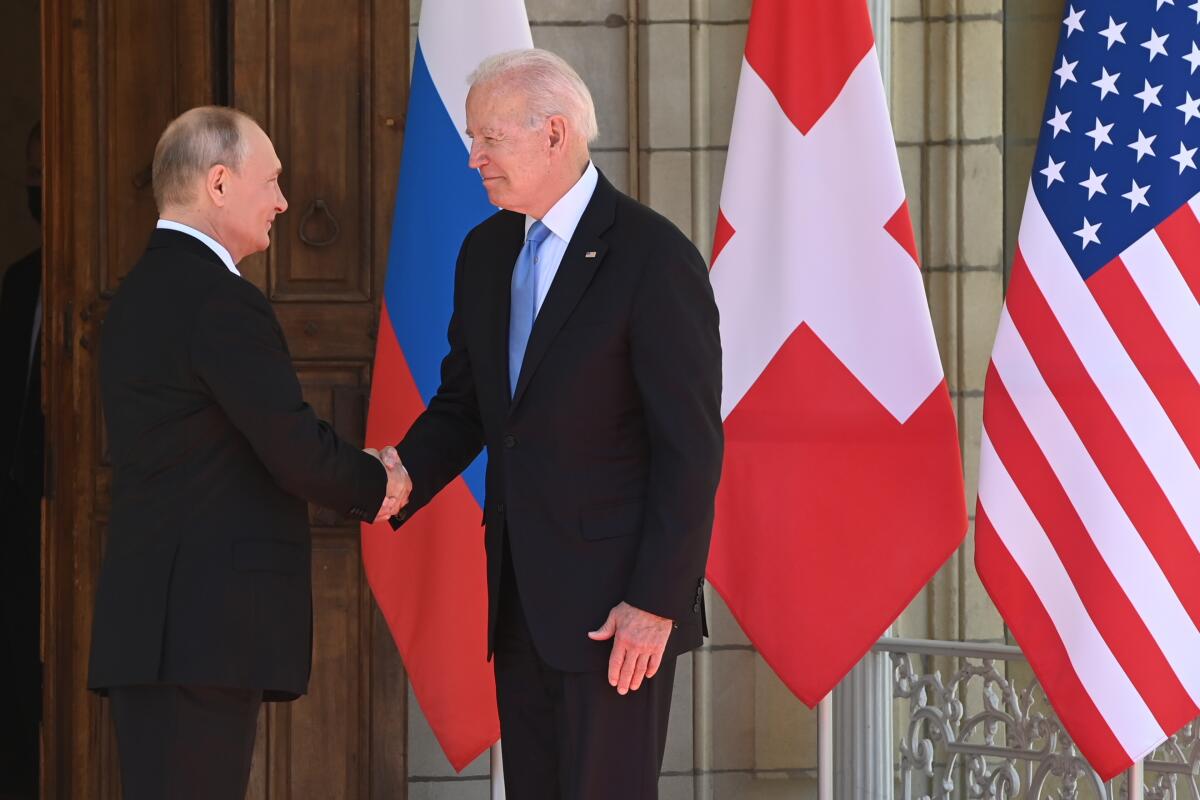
<box><xmin>587</xmin><ymin>601</ymin><xmax>673</xmax><ymax>695</ymax></box>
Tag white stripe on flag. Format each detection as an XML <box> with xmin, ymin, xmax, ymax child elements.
<box><xmin>1018</xmin><ymin>186</ymin><xmax>1200</xmax><ymax>538</ymax></box>
<box><xmin>978</xmin><ymin>430</ymin><xmax>1166</xmax><ymax>755</ymax></box>
<box><xmin>418</xmin><ymin>1</ymin><xmax>533</xmax><ymax>151</ymax></box>
<box><xmin>1122</xmin><ymin>230</ymin><xmax>1200</xmax><ymax>387</ymax></box>
<box><xmin>991</xmin><ymin>308</ymin><xmax>1200</xmax><ymax>702</ymax></box>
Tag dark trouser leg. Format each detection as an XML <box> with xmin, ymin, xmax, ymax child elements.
<box><xmin>558</xmin><ymin>659</ymin><xmax>677</xmax><ymax>800</ymax></box>
<box><xmin>493</xmin><ymin>537</ymin><xmax>678</xmax><ymax>800</ymax></box>
<box><xmin>494</xmin><ymin>538</ymin><xmax>564</xmax><ymax>799</ymax></box>
<box><xmin>109</xmin><ymin>685</ymin><xmax>262</xmax><ymax>800</ymax></box>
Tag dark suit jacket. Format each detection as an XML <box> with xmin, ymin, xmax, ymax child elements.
<box><xmin>393</xmin><ymin>172</ymin><xmax>724</xmax><ymax>673</ymax></box>
<box><xmin>0</xmin><ymin>249</ymin><xmax>42</xmax><ymax>793</ymax></box>
<box><xmin>0</xmin><ymin>249</ymin><xmax>42</xmax><ymax>498</ymax></box>
<box><xmin>89</xmin><ymin>229</ymin><xmax>388</xmax><ymax>699</ymax></box>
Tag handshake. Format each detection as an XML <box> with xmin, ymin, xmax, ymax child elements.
<box><xmin>364</xmin><ymin>445</ymin><xmax>411</xmax><ymax>523</ymax></box>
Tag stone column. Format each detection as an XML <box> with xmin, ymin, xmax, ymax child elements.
<box><xmin>833</xmin><ymin>644</ymin><xmax>894</xmax><ymax>799</ymax></box>
<box><xmin>867</xmin><ymin>0</ymin><xmax>892</xmax><ymax>95</ymax></box>
<box><xmin>838</xmin><ymin>3</ymin><xmax>897</xmax><ymax>797</ymax></box>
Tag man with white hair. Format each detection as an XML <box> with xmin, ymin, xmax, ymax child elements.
<box><xmin>88</xmin><ymin>106</ymin><xmax>411</xmax><ymax>799</ymax></box>
<box><xmin>384</xmin><ymin>49</ymin><xmax>723</xmax><ymax>797</ymax></box>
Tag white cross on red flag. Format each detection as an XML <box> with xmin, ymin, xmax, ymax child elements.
<box><xmin>706</xmin><ymin>0</ymin><xmax>968</xmax><ymax>706</ymax></box>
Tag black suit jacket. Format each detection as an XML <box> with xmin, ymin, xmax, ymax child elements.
<box><xmin>89</xmin><ymin>229</ymin><xmax>388</xmax><ymax>699</ymax></box>
<box><xmin>394</xmin><ymin>172</ymin><xmax>723</xmax><ymax>672</ymax></box>
<box><xmin>0</xmin><ymin>249</ymin><xmax>42</xmax><ymax>498</ymax></box>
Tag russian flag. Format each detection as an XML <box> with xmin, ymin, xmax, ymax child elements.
<box><xmin>361</xmin><ymin>1</ymin><xmax>532</xmax><ymax>772</ymax></box>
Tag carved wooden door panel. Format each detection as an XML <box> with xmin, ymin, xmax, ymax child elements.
<box><xmin>42</xmin><ymin>1</ymin><xmax>410</xmax><ymax>796</ymax></box>
<box><xmin>231</xmin><ymin>2</ymin><xmax>410</xmax><ymax>797</ymax></box>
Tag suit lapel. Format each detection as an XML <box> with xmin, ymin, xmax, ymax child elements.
<box><xmin>510</xmin><ymin>174</ymin><xmax>617</xmax><ymax>410</ymax></box>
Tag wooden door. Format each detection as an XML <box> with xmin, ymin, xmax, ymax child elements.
<box><xmin>41</xmin><ymin>1</ymin><xmax>410</xmax><ymax>796</ymax></box>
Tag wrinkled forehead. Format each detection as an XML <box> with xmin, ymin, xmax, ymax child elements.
<box><xmin>466</xmin><ymin>81</ymin><xmax>530</xmax><ymax>130</ymax></box>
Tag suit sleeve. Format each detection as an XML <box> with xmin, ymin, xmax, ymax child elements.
<box><xmin>190</xmin><ymin>279</ymin><xmax>388</xmax><ymax>521</ymax></box>
<box><xmin>623</xmin><ymin>232</ymin><xmax>724</xmax><ymax>623</ymax></box>
<box><xmin>390</xmin><ymin>230</ymin><xmax>487</xmax><ymax>527</ymax></box>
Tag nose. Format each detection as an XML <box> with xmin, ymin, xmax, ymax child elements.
<box><xmin>276</xmin><ymin>184</ymin><xmax>288</xmax><ymax>213</ymax></box>
<box><xmin>468</xmin><ymin>141</ymin><xmax>486</xmax><ymax>170</ymax></box>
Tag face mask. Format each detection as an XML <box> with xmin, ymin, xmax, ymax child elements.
<box><xmin>27</xmin><ymin>185</ymin><xmax>41</xmax><ymax>224</ymax></box>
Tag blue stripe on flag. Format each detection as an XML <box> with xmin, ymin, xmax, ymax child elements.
<box><xmin>384</xmin><ymin>42</ymin><xmax>495</xmax><ymax>505</ymax></box>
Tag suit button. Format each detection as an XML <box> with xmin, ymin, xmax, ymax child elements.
<box><xmin>503</xmin><ymin>435</ymin><xmax>517</xmax><ymax>449</ymax></box>
<box><xmin>496</xmin><ymin>503</ymin><xmax>506</xmax><ymax>513</ymax></box>
<box><xmin>693</xmin><ymin>603</ymin><xmax>701</xmax><ymax>613</ymax></box>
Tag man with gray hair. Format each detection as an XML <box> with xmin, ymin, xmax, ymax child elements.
<box><xmin>382</xmin><ymin>49</ymin><xmax>723</xmax><ymax>798</ymax></box>
<box><xmin>88</xmin><ymin>106</ymin><xmax>411</xmax><ymax>799</ymax></box>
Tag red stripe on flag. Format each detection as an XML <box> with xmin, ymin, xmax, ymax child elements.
<box><xmin>362</xmin><ymin>306</ymin><xmax>498</xmax><ymax>771</ymax></box>
<box><xmin>712</xmin><ymin>209</ymin><xmax>735</xmax><ymax>267</ymax></box>
<box><xmin>744</xmin><ymin>0</ymin><xmax>874</xmax><ymax>135</ymax></box>
<box><xmin>707</xmin><ymin>322</ymin><xmax>965</xmax><ymax>706</ymax></box>
<box><xmin>884</xmin><ymin>200</ymin><xmax>920</xmax><ymax>268</ymax></box>
<box><xmin>982</xmin><ymin>365</ymin><xmax>1198</xmax><ymax>732</ymax></box>
<box><xmin>1006</xmin><ymin>250</ymin><xmax>1200</xmax><ymax>632</ymax></box>
<box><xmin>974</xmin><ymin>507</ymin><xmax>1133</xmax><ymax>780</ymax></box>
<box><xmin>1089</xmin><ymin>256</ymin><xmax>1200</xmax><ymax>468</ymax></box>
<box><xmin>1154</xmin><ymin>203</ymin><xmax>1200</xmax><ymax>307</ymax></box>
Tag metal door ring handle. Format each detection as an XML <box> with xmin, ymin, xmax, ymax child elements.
<box><xmin>299</xmin><ymin>198</ymin><xmax>340</xmax><ymax>247</ymax></box>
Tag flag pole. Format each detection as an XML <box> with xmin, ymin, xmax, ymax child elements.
<box><xmin>1126</xmin><ymin>759</ymin><xmax>1144</xmax><ymax>800</ymax></box>
<box><xmin>818</xmin><ymin>693</ymin><xmax>833</xmax><ymax>800</ymax></box>
<box><xmin>490</xmin><ymin>741</ymin><xmax>505</xmax><ymax>800</ymax></box>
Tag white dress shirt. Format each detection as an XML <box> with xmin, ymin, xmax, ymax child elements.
<box><xmin>524</xmin><ymin>161</ymin><xmax>599</xmax><ymax>315</ymax></box>
<box><xmin>156</xmin><ymin>218</ymin><xmax>241</xmax><ymax>277</ymax></box>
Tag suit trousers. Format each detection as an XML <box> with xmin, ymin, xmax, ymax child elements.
<box><xmin>109</xmin><ymin>684</ymin><xmax>262</xmax><ymax>800</ymax></box>
<box><xmin>494</xmin><ymin>539</ymin><xmax>677</xmax><ymax>800</ymax></box>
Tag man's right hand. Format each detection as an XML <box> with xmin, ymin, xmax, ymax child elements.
<box><xmin>364</xmin><ymin>447</ymin><xmax>412</xmax><ymax>522</ymax></box>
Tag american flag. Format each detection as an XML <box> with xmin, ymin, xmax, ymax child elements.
<box><xmin>976</xmin><ymin>0</ymin><xmax>1200</xmax><ymax>779</ymax></box>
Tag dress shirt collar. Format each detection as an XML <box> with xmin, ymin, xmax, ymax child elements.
<box><xmin>525</xmin><ymin>161</ymin><xmax>598</xmax><ymax>244</ymax></box>
<box><xmin>156</xmin><ymin>218</ymin><xmax>241</xmax><ymax>276</ymax></box>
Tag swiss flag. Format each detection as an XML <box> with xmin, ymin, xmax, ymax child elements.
<box><xmin>706</xmin><ymin>0</ymin><xmax>968</xmax><ymax>705</ymax></box>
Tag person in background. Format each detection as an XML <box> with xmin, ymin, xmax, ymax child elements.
<box><xmin>0</xmin><ymin>120</ymin><xmax>43</xmax><ymax>800</ymax></box>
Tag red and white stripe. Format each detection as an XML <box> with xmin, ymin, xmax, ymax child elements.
<box><xmin>977</xmin><ymin>183</ymin><xmax>1200</xmax><ymax>779</ymax></box>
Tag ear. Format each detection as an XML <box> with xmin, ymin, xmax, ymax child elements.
<box><xmin>546</xmin><ymin>114</ymin><xmax>569</xmax><ymax>155</ymax></box>
<box><xmin>206</xmin><ymin>164</ymin><xmax>230</xmax><ymax>207</ymax></box>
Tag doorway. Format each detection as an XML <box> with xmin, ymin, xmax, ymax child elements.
<box><xmin>39</xmin><ymin>1</ymin><xmax>411</xmax><ymax>796</ymax></box>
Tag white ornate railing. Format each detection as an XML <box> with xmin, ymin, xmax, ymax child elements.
<box><xmin>873</xmin><ymin>638</ymin><xmax>1200</xmax><ymax>800</ymax></box>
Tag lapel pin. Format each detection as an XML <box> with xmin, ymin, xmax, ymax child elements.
<box><xmin>585</xmin><ymin>250</ymin><xmax>597</xmax><ymax>258</ymax></box>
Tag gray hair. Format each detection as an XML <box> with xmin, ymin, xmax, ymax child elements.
<box><xmin>152</xmin><ymin>106</ymin><xmax>255</xmax><ymax>211</ymax></box>
<box><xmin>469</xmin><ymin>49</ymin><xmax>599</xmax><ymax>144</ymax></box>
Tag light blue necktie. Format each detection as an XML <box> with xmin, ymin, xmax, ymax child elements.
<box><xmin>509</xmin><ymin>221</ymin><xmax>551</xmax><ymax>396</ymax></box>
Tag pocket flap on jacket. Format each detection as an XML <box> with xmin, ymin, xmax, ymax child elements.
<box><xmin>233</xmin><ymin>539</ymin><xmax>305</xmax><ymax>574</ymax></box>
<box><xmin>579</xmin><ymin>500</ymin><xmax>644</xmax><ymax>541</ymax></box>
